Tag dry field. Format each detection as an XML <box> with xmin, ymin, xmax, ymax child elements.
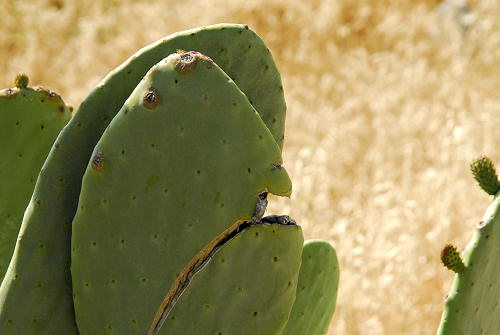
<box><xmin>2</xmin><ymin>0</ymin><xmax>500</xmax><ymax>334</ymax></box>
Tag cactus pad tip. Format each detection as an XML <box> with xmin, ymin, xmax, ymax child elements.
<box><xmin>470</xmin><ymin>156</ymin><xmax>500</xmax><ymax>195</ymax></box>
<box><xmin>441</xmin><ymin>244</ymin><xmax>465</xmax><ymax>274</ymax></box>
<box><xmin>14</xmin><ymin>72</ymin><xmax>29</xmax><ymax>88</ymax></box>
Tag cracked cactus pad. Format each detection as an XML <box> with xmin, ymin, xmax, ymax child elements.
<box><xmin>152</xmin><ymin>222</ymin><xmax>303</xmax><ymax>335</ymax></box>
<box><xmin>437</xmin><ymin>194</ymin><xmax>500</xmax><ymax>335</ymax></box>
<box><xmin>71</xmin><ymin>52</ymin><xmax>291</xmax><ymax>335</ymax></box>
<box><xmin>0</xmin><ymin>85</ymin><xmax>70</xmax><ymax>281</ymax></box>
<box><xmin>282</xmin><ymin>240</ymin><xmax>339</xmax><ymax>335</ymax></box>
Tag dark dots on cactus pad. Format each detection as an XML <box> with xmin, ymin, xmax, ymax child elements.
<box><xmin>253</xmin><ymin>311</ymin><xmax>258</xmax><ymax>317</ymax></box>
<box><xmin>131</xmin><ymin>318</ymin><xmax>137</xmax><ymax>325</ymax></box>
<box><xmin>174</xmin><ymin>78</ymin><xmax>178</xmax><ymax>84</ymax></box>
<box><xmin>247</xmin><ymin>168</ymin><xmax>252</xmax><ymax>173</ymax></box>
<box><xmin>258</xmin><ymin>134</ymin><xmax>263</xmax><ymax>140</ymax></box>
<box><xmin>7</xmin><ymin>319</ymin><xmax>13</xmax><ymax>325</ymax></box>
<box><xmin>143</xmin><ymin>87</ymin><xmax>160</xmax><ymax>109</ymax></box>
<box><xmin>15</xmin><ymin>121</ymin><xmax>19</xmax><ymax>126</ymax></box>
<box><xmin>40</xmin><ymin>124</ymin><xmax>45</xmax><ymax>129</ymax></box>
<box><xmin>120</xmin><ymin>239</ymin><xmax>126</xmax><ymax>245</ymax></box>
<box><xmin>91</xmin><ymin>151</ymin><xmax>104</xmax><ymax>171</ymax></box>
<box><xmin>179</xmin><ymin>125</ymin><xmax>185</xmax><ymax>132</ymax></box>
<box><xmin>273</xmin><ymin>256</ymin><xmax>279</xmax><ymax>262</ymax></box>
<box><xmin>196</xmin><ymin>169</ymin><xmax>201</xmax><ymax>175</ymax></box>
<box><xmin>91</xmin><ymin>241</ymin><xmax>97</xmax><ymax>247</ymax></box>
<box><xmin>18</xmin><ymin>153</ymin><xmax>23</xmax><ymax>158</ymax></box>
<box><xmin>59</xmin><ymin>105</ymin><xmax>65</xmax><ymax>114</ymax></box>
<box><xmin>110</xmin><ymin>279</ymin><xmax>116</xmax><ymax>285</ymax></box>
<box><xmin>141</xmin><ymin>277</ymin><xmax>148</xmax><ymax>283</ymax></box>
<box><xmin>265</xmin><ymin>64</ymin><xmax>269</xmax><ymax>71</ymax></box>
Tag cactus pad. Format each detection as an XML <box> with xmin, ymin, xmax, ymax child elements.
<box><xmin>282</xmin><ymin>240</ymin><xmax>339</xmax><ymax>335</ymax></box>
<box><xmin>150</xmin><ymin>220</ymin><xmax>303</xmax><ymax>335</ymax></box>
<box><xmin>437</xmin><ymin>194</ymin><xmax>500</xmax><ymax>334</ymax></box>
<box><xmin>470</xmin><ymin>156</ymin><xmax>500</xmax><ymax>196</ymax></box>
<box><xmin>440</xmin><ymin>244</ymin><xmax>465</xmax><ymax>274</ymax></box>
<box><xmin>0</xmin><ymin>82</ymin><xmax>70</xmax><ymax>281</ymax></box>
<box><xmin>71</xmin><ymin>52</ymin><xmax>291</xmax><ymax>335</ymax></box>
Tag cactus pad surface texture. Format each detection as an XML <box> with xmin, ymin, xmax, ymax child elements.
<box><xmin>282</xmin><ymin>240</ymin><xmax>339</xmax><ymax>335</ymax></box>
<box><xmin>71</xmin><ymin>51</ymin><xmax>291</xmax><ymax>335</ymax></box>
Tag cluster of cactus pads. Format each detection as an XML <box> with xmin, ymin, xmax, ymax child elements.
<box><xmin>0</xmin><ymin>24</ymin><xmax>339</xmax><ymax>335</ymax></box>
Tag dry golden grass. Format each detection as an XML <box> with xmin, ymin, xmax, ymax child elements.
<box><xmin>2</xmin><ymin>0</ymin><xmax>500</xmax><ymax>333</ymax></box>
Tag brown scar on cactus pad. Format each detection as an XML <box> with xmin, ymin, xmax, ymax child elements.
<box><xmin>441</xmin><ymin>244</ymin><xmax>465</xmax><ymax>274</ymax></box>
<box><xmin>91</xmin><ymin>151</ymin><xmax>104</xmax><ymax>170</ymax></box>
<box><xmin>173</xmin><ymin>51</ymin><xmax>214</xmax><ymax>74</ymax></box>
<box><xmin>143</xmin><ymin>87</ymin><xmax>160</xmax><ymax>109</ymax></box>
<box><xmin>148</xmin><ymin>213</ymin><xmax>298</xmax><ymax>335</ymax></box>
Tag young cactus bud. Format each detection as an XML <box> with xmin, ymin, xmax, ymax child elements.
<box><xmin>14</xmin><ymin>72</ymin><xmax>29</xmax><ymax>88</ymax></box>
<box><xmin>441</xmin><ymin>244</ymin><xmax>465</xmax><ymax>274</ymax></box>
<box><xmin>470</xmin><ymin>156</ymin><xmax>500</xmax><ymax>195</ymax></box>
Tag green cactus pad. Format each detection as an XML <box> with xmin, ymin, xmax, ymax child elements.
<box><xmin>14</xmin><ymin>73</ymin><xmax>29</xmax><ymax>88</ymax></box>
<box><xmin>470</xmin><ymin>156</ymin><xmax>500</xmax><ymax>196</ymax></box>
<box><xmin>440</xmin><ymin>244</ymin><xmax>465</xmax><ymax>274</ymax></box>
<box><xmin>151</xmin><ymin>221</ymin><xmax>303</xmax><ymax>335</ymax></box>
<box><xmin>282</xmin><ymin>240</ymin><xmax>339</xmax><ymax>335</ymax></box>
<box><xmin>71</xmin><ymin>52</ymin><xmax>291</xmax><ymax>335</ymax></box>
<box><xmin>0</xmin><ymin>85</ymin><xmax>70</xmax><ymax>281</ymax></box>
<box><xmin>437</xmin><ymin>194</ymin><xmax>500</xmax><ymax>334</ymax></box>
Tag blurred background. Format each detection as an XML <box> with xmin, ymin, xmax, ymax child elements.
<box><xmin>2</xmin><ymin>0</ymin><xmax>500</xmax><ymax>333</ymax></box>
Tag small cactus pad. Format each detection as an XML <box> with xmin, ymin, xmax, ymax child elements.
<box><xmin>440</xmin><ymin>244</ymin><xmax>465</xmax><ymax>274</ymax></box>
<box><xmin>14</xmin><ymin>73</ymin><xmax>29</xmax><ymax>88</ymax></box>
<box><xmin>282</xmin><ymin>240</ymin><xmax>340</xmax><ymax>335</ymax></box>
<box><xmin>0</xmin><ymin>84</ymin><xmax>71</xmax><ymax>281</ymax></box>
<box><xmin>71</xmin><ymin>52</ymin><xmax>291</xmax><ymax>335</ymax></box>
<box><xmin>151</xmin><ymin>222</ymin><xmax>303</xmax><ymax>335</ymax></box>
<box><xmin>470</xmin><ymin>156</ymin><xmax>500</xmax><ymax>195</ymax></box>
<box><xmin>437</xmin><ymin>194</ymin><xmax>500</xmax><ymax>334</ymax></box>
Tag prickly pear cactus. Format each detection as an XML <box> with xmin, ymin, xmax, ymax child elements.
<box><xmin>437</xmin><ymin>156</ymin><xmax>500</xmax><ymax>335</ymax></box>
<box><xmin>0</xmin><ymin>24</ymin><xmax>289</xmax><ymax>334</ymax></box>
<box><xmin>0</xmin><ymin>74</ymin><xmax>71</xmax><ymax>281</ymax></box>
<box><xmin>282</xmin><ymin>240</ymin><xmax>339</xmax><ymax>335</ymax></box>
<box><xmin>0</xmin><ymin>24</ymin><xmax>339</xmax><ymax>335</ymax></box>
<box><xmin>71</xmin><ymin>51</ymin><xmax>290</xmax><ymax>335</ymax></box>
